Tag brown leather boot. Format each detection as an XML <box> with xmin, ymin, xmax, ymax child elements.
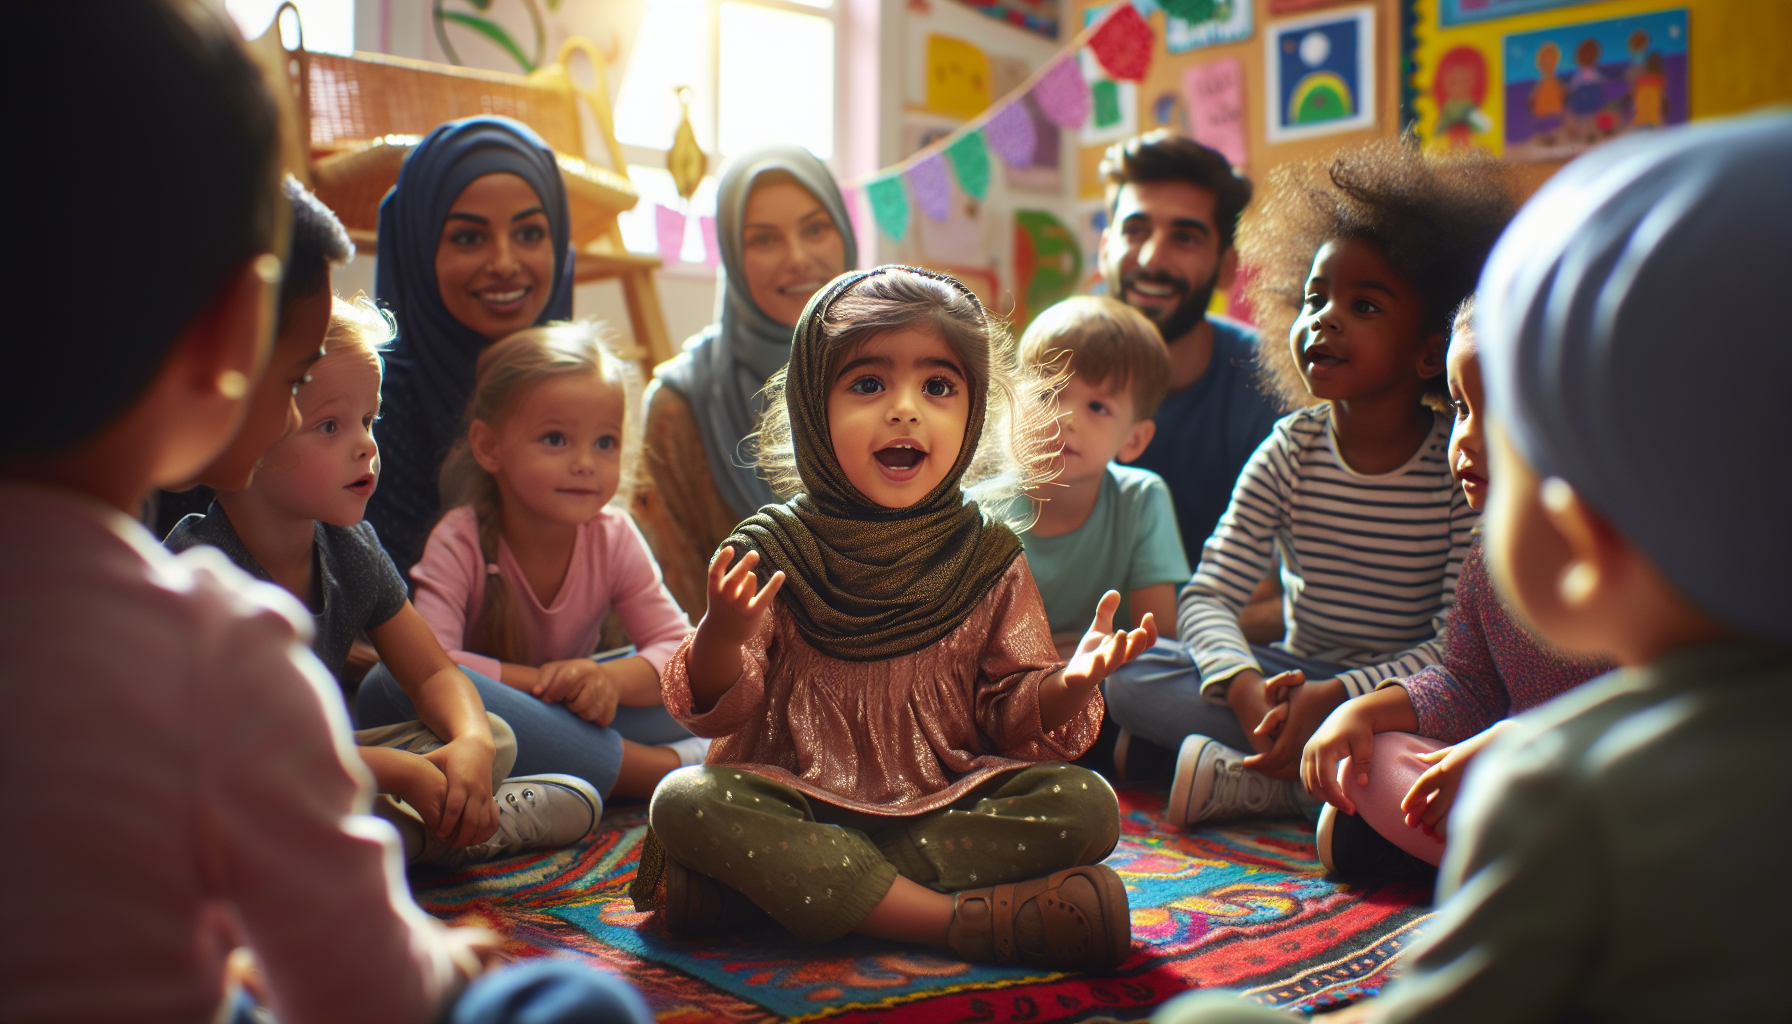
<box><xmin>945</xmin><ymin>865</ymin><xmax>1132</xmax><ymax>971</ymax></box>
<box><xmin>661</xmin><ymin>857</ymin><xmax>760</xmax><ymax>939</ymax></box>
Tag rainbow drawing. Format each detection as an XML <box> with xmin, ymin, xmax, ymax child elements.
<box><xmin>1289</xmin><ymin>70</ymin><xmax>1354</xmax><ymax>124</ymax></box>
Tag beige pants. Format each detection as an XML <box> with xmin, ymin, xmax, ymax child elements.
<box><xmin>354</xmin><ymin>712</ymin><xmax>517</xmax><ymax>863</ymax></box>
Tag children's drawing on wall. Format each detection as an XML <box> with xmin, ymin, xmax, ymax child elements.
<box><xmin>1080</xmin><ymin>49</ymin><xmax>1139</xmax><ymax>146</ymax></box>
<box><xmin>925</xmin><ymin>34</ymin><xmax>993</xmax><ymax>121</ymax></box>
<box><xmin>1439</xmin><ymin>0</ymin><xmax>1599</xmax><ymax>28</ymax></box>
<box><xmin>1184</xmin><ymin>58</ymin><xmax>1248</xmax><ymax>168</ymax></box>
<box><xmin>1432</xmin><ymin>45</ymin><xmax>1494</xmax><ymax>151</ymax></box>
<box><xmin>956</xmin><ymin>0</ymin><xmax>1060</xmax><ymax>41</ymax></box>
<box><xmin>1157</xmin><ymin>0</ymin><xmax>1254</xmax><ymax>55</ymax></box>
<box><xmin>1503</xmin><ymin>9</ymin><xmax>1687</xmax><ymax>161</ymax></box>
<box><xmin>1012</xmin><ymin>210</ymin><xmax>1082</xmax><ymax>330</ymax></box>
<box><xmin>1266</xmin><ymin>5</ymin><xmax>1375</xmax><ymax>141</ymax></box>
<box><xmin>1152</xmin><ymin>92</ymin><xmax>1188</xmax><ymax>132</ymax></box>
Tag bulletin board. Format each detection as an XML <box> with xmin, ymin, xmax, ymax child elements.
<box><xmin>1410</xmin><ymin>0</ymin><xmax>1792</xmax><ymax>159</ymax></box>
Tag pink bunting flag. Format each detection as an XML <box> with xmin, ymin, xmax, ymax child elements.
<box><xmin>654</xmin><ymin>204</ymin><xmax>687</xmax><ymax>264</ymax></box>
<box><xmin>984</xmin><ymin>100</ymin><xmax>1038</xmax><ymax>168</ymax></box>
<box><xmin>699</xmin><ymin>215</ymin><xmax>720</xmax><ymax>267</ymax></box>
<box><xmin>1088</xmin><ymin>2</ymin><xmax>1153</xmax><ymax>82</ymax></box>
<box><xmin>905</xmin><ymin>154</ymin><xmax>953</xmax><ymax>223</ymax></box>
<box><xmin>1032</xmin><ymin>57</ymin><xmax>1091</xmax><ymax>129</ymax></box>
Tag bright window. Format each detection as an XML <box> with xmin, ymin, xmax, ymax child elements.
<box><xmin>611</xmin><ymin>0</ymin><xmax>838</xmax><ymax>263</ymax></box>
<box><xmin>226</xmin><ymin>0</ymin><xmax>354</xmax><ymax>55</ymax></box>
<box><xmin>717</xmin><ymin>2</ymin><xmax>835</xmax><ymax>160</ymax></box>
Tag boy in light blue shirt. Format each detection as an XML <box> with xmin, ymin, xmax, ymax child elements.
<box><xmin>1011</xmin><ymin>297</ymin><xmax>1190</xmax><ymax>654</ymax></box>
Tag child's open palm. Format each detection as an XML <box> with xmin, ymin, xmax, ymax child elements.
<box><xmin>1066</xmin><ymin>590</ymin><xmax>1158</xmax><ymax>689</ymax></box>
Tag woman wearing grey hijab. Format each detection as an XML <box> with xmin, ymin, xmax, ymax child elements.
<box><xmin>635</xmin><ymin>146</ymin><xmax>857</xmax><ymax>618</ymax></box>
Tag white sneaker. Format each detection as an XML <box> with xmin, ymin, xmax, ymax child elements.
<box><xmin>1167</xmin><ymin>735</ymin><xmax>1306</xmax><ymax>827</ymax></box>
<box><xmin>446</xmin><ymin>774</ymin><xmax>603</xmax><ymax>866</ymax></box>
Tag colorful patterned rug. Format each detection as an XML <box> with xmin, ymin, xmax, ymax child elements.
<box><xmin>412</xmin><ymin>788</ymin><xmax>1433</xmax><ymax>1023</ymax></box>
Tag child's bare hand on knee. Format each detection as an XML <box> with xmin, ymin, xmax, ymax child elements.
<box><xmin>536</xmin><ymin>658</ymin><xmax>620</xmax><ymax>726</ymax></box>
<box><xmin>422</xmin><ymin>737</ymin><xmax>500</xmax><ymax>846</ymax></box>
<box><xmin>1243</xmin><ymin>678</ymin><xmax>1346</xmax><ymax>781</ymax></box>
<box><xmin>1401</xmin><ymin>721</ymin><xmax>1512</xmax><ymax>841</ymax></box>
<box><xmin>1301</xmin><ymin>698</ymin><xmax>1377</xmax><ymax>813</ymax></box>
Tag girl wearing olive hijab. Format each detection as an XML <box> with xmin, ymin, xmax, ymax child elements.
<box><xmin>365</xmin><ymin>116</ymin><xmax>576</xmax><ymax>576</ymax></box>
<box><xmin>634</xmin><ymin>146</ymin><xmax>855</xmax><ymax>619</ymax></box>
<box><xmin>639</xmin><ymin>267</ymin><xmax>1159</xmax><ymax>971</ymax></box>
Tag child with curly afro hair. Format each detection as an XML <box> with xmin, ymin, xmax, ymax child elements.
<box><xmin>1104</xmin><ymin>137</ymin><xmax>1517</xmax><ymax>830</ymax></box>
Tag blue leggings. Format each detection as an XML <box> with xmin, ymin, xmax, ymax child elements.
<box><xmin>1103</xmin><ymin>639</ymin><xmax>1347</xmax><ymax>752</ymax></box>
<box><xmin>356</xmin><ymin>664</ymin><xmax>691</xmax><ymax>798</ymax></box>
<box><xmin>229</xmin><ymin>959</ymin><xmax>655</xmax><ymax>1024</ymax></box>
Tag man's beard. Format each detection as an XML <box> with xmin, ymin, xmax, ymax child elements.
<box><xmin>1119</xmin><ymin>267</ymin><xmax>1220</xmax><ymax>344</ymax></box>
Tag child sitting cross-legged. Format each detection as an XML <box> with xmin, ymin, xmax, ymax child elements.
<box><xmin>383</xmin><ymin>322</ymin><xmax>703</xmax><ymax>807</ymax></box>
<box><xmin>1008</xmin><ymin>297</ymin><xmax>1190</xmax><ymax>657</ymax></box>
<box><xmin>1102</xmin><ymin>138</ymin><xmax>1516</xmax><ymax>828</ymax></box>
<box><xmin>168</xmin><ymin>296</ymin><xmax>604</xmax><ymax>866</ymax></box>
<box><xmin>639</xmin><ymin>268</ymin><xmax>1157</xmax><ymax>971</ymax></box>
<box><xmin>1299</xmin><ymin>295</ymin><xmax>1612</xmax><ymax>879</ymax></box>
<box><xmin>1155</xmin><ymin>110</ymin><xmax>1792</xmax><ymax>1024</ymax></box>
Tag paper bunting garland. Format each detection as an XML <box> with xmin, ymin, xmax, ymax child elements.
<box><xmin>944</xmin><ymin>131</ymin><xmax>992</xmax><ymax>200</ymax></box>
<box><xmin>1088</xmin><ymin>2</ymin><xmax>1153</xmax><ymax>82</ymax></box>
<box><xmin>1032</xmin><ymin>57</ymin><xmax>1091</xmax><ymax>129</ymax></box>
<box><xmin>983</xmin><ymin>101</ymin><xmax>1038</xmax><ymax>168</ymax></box>
<box><xmin>866</xmin><ymin>175</ymin><xmax>911</xmax><ymax>241</ymax></box>
<box><xmin>654</xmin><ymin>203</ymin><xmax>686</xmax><ymax>264</ymax></box>
<box><xmin>906</xmin><ymin>155</ymin><xmax>953</xmax><ymax>223</ymax></box>
<box><xmin>849</xmin><ymin>1</ymin><xmax>1162</xmax><ymax>243</ymax></box>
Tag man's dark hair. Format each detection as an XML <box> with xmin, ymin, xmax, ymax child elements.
<box><xmin>5</xmin><ymin>0</ymin><xmax>280</xmax><ymax>462</ymax></box>
<box><xmin>281</xmin><ymin>175</ymin><xmax>355</xmax><ymax>317</ymax></box>
<box><xmin>1101</xmin><ymin>131</ymin><xmax>1254</xmax><ymax>250</ymax></box>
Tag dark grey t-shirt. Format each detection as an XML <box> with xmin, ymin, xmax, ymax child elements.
<box><xmin>166</xmin><ymin>504</ymin><xmax>408</xmax><ymax>688</ymax></box>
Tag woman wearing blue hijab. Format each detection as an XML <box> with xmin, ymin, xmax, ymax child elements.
<box><xmin>365</xmin><ymin>116</ymin><xmax>576</xmax><ymax>575</ymax></box>
<box><xmin>634</xmin><ymin>145</ymin><xmax>857</xmax><ymax>618</ymax></box>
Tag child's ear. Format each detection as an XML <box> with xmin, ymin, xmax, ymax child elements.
<box><xmin>468</xmin><ymin>419</ymin><xmax>502</xmax><ymax>474</ymax></box>
<box><xmin>1116</xmin><ymin>417</ymin><xmax>1157</xmax><ymax>463</ymax></box>
<box><xmin>1417</xmin><ymin>331</ymin><xmax>1448</xmax><ymax>379</ymax></box>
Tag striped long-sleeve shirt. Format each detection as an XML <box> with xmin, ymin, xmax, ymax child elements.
<box><xmin>1177</xmin><ymin>404</ymin><xmax>1479</xmax><ymax>701</ymax></box>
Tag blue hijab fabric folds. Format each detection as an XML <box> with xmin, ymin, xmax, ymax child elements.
<box><xmin>655</xmin><ymin>145</ymin><xmax>859</xmax><ymax>519</ymax></box>
<box><xmin>365</xmin><ymin>116</ymin><xmax>575</xmax><ymax>573</ymax></box>
<box><xmin>1476</xmin><ymin>113</ymin><xmax>1792</xmax><ymax>645</ymax></box>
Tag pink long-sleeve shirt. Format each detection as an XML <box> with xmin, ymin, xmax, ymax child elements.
<box><xmin>0</xmin><ymin>483</ymin><xmax>459</xmax><ymax>1024</ymax></box>
<box><xmin>412</xmin><ymin>505</ymin><xmax>692</xmax><ymax>678</ymax></box>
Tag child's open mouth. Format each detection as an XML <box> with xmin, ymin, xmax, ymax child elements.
<box><xmin>874</xmin><ymin>441</ymin><xmax>927</xmax><ymax>479</ymax></box>
<box><xmin>1303</xmin><ymin>342</ymin><xmax>1346</xmax><ymax>373</ymax></box>
<box><xmin>346</xmin><ymin>474</ymin><xmax>375</xmax><ymax>496</ymax></box>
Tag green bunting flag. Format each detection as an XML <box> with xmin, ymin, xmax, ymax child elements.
<box><xmin>866</xmin><ymin>174</ymin><xmax>911</xmax><ymax>242</ymax></box>
<box><xmin>944</xmin><ymin>130</ymin><xmax>992</xmax><ymax>201</ymax></box>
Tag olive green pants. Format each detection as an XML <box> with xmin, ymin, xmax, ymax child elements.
<box><xmin>648</xmin><ymin>762</ymin><xmax>1120</xmax><ymax>943</ymax></box>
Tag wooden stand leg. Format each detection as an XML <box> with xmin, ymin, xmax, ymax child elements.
<box><xmin>621</xmin><ymin>268</ymin><xmax>676</xmax><ymax>373</ymax></box>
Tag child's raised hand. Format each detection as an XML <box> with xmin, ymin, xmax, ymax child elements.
<box><xmin>422</xmin><ymin>737</ymin><xmax>501</xmax><ymax>847</ymax></box>
<box><xmin>704</xmin><ymin>546</ymin><xmax>784</xmax><ymax>646</ymax></box>
<box><xmin>1065</xmin><ymin>591</ymin><xmax>1158</xmax><ymax>690</ymax></box>
<box><xmin>535</xmin><ymin>658</ymin><xmax>621</xmax><ymax>726</ymax></box>
<box><xmin>1400</xmin><ymin>721</ymin><xmax>1513</xmax><ymax>841</ymax></box>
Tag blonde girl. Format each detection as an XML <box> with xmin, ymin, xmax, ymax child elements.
<box><xmin>639</xmin><ymin>267</ymin><xmax>1156</xmax><ymax>972</ymax></box>
<box><xmin>361</xmin><ymin>322</ymin><xmax>702</xmax><ymax>805</ymax></box>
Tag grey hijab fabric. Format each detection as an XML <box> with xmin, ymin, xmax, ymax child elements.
<box><xmin>656</xmin><ymin>146</ymin><xmax>858</xmax><ymax>519</ymax></box>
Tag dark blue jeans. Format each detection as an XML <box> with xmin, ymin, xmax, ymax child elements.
<box><xmin>1103</xmin><ymin>639</ymin><xmax>1346</xmax><ymax>752</ymax></box>
<box><xmin>229</xmin><ymin>959</ymin><xmax>654</xmax><ymax>1024</ymax></box>
<box><xmin>356</xmin><ymin>665</ymin><xmax>691</xmax><ymax>798</ymax></box>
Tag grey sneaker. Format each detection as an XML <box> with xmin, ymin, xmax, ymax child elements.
<box><xmin>446</xmin><ymin>774</ymin><xmax>603</xmax><ymax>866</ymax></box>
<box><xmin>1167</xmin><ymin>735</ymin><xmax>1305</xmax><ymax>827</ymax></box>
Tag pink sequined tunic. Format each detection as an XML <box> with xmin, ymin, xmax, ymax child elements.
<box><xmin>660</xmin><ymin>558</ymin><xmax>1101</xmax><ymax>817</ymax></box>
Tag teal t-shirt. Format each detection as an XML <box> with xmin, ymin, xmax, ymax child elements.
<box><xmin>1011</xmin><ymin>464</ymin><xmax>1191</xmax><ymax>640</ymax></box>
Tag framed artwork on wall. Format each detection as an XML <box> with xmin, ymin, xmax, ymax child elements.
<box><xmin>1265</xmin><ymin>4</ymin><xmax>1375</xmax><ymax>141</ymax></box>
